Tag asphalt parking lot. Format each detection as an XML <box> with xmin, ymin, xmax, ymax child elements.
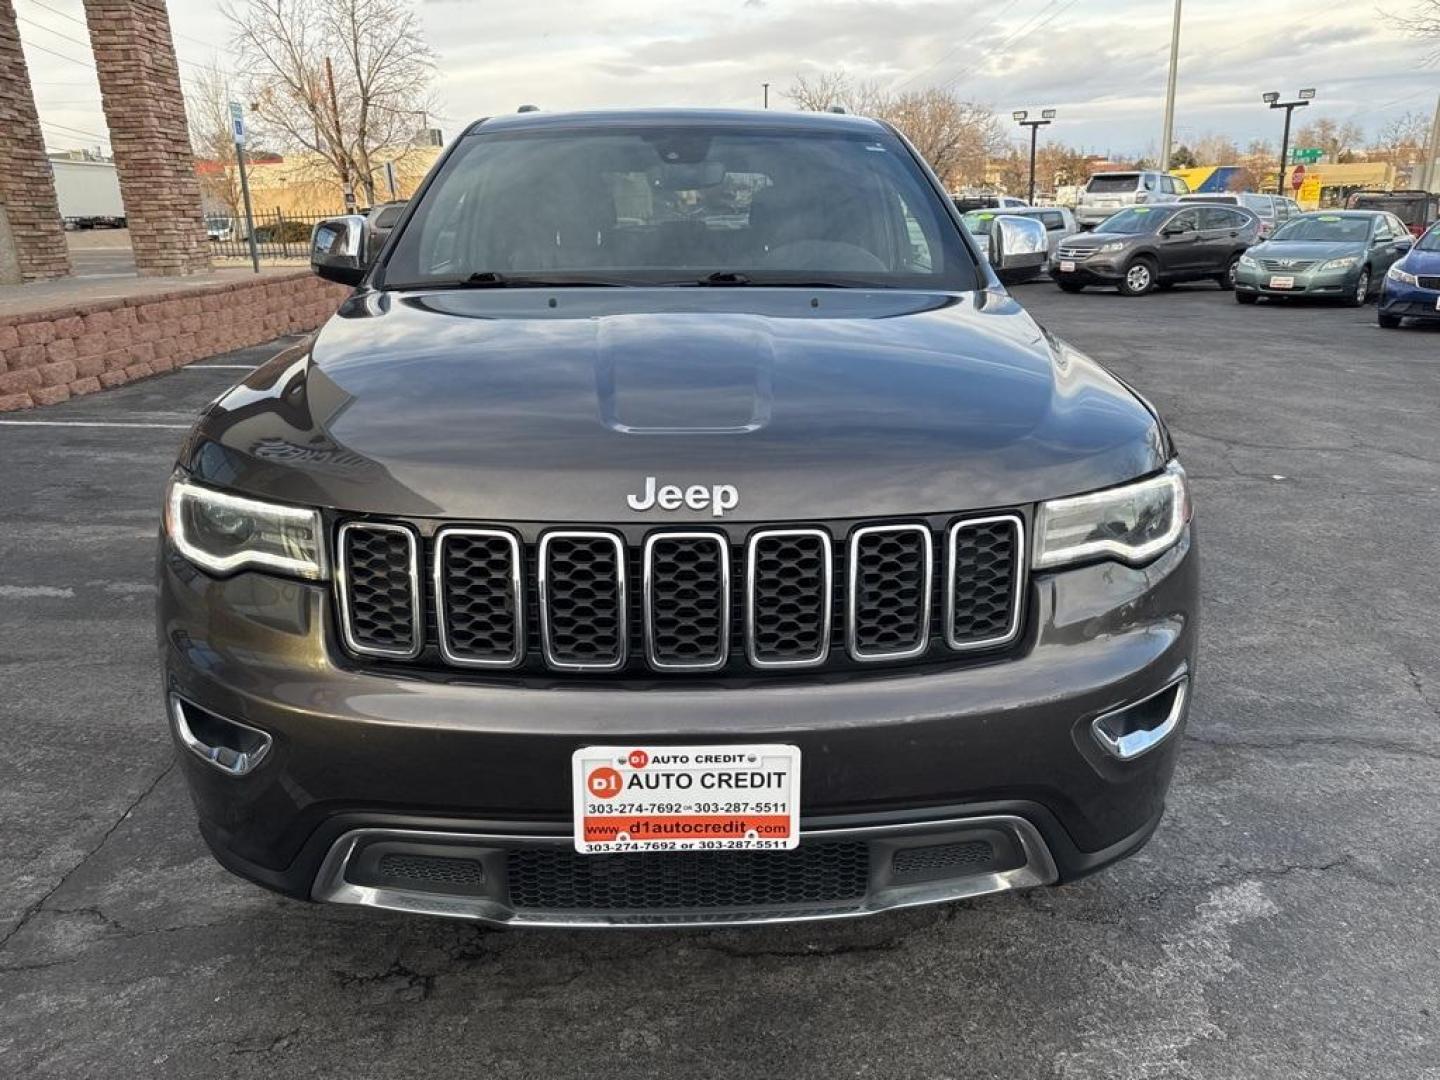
<box><xmin>2</xmin><ymin>283</ymin><xmax>1437</xmax><ymax>1079</ymax></box>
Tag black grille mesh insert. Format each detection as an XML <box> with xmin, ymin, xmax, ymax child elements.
<box><xmin>646</xmin><ymin>536</ymin><xmax>727</xmax><ymax>667</ymax></box>
<box><xmin>892</xmin><ymin>841</ymin><xmax>994</xmax><ymax>879</ymax></box>
<box><xmin>341</xmin><ymin>526</ymin><xmax>416</xmax><ymax>653</ymax></box>
<box><xmin>949</xmin><ymin>519</ymin><xmax>1021</xmax><ymax>646</ymax></box>
<box><xmin>505</xmin><ymin>843</ymin><xmax>870</xmax><ymax>911</ymax></box>
<box><xmin>542</xmin><ymin>534</ymin><xmax>624</xmax><ymax>667</ymax></box>
<box><xmin>850</xmin><ymin>527</ymin><xmax>929</xmax><ymax>656</ymax></box>
<box><xmin>439</xmin><ymin>532</ymin><xmax>521</xmax><ymax>663</ymax></box>
<box><xmin>749</xmin><ymin>532</ymin><xmax>829</xmax><ymax>664</ymax></box>
<box><xmin>377</xmin><ymin>853</ymin><xmax>485</xmax><ymax>888</ymax></box>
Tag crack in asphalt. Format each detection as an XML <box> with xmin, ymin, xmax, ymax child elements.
<box><xmin>0</xmin><ymin>756</ymin><xmax>175</xmax><ymax>954</ymax></box>
<box><xmin>1140</xmin><ymin>854</ymin><xmax>1397</xmax><ymax>907</ymax></box>
<box><xmin>698</xmin><ymin>938</ymin><xmax>905</xmax><ymax>960</ymax></box>
<box><xmin>1404</xmin><ymin>660</ymin><xmax>1440</xmax><ymax>723</ymax></box>
<box><xmin>224</xmin><ymin>1026</ymin><xmax>303</xmax><ymax>1057</ymax></box>
<box><xmin>1184</xmin><ymin>729</ymin><xmax>1440</xmax><ymax>763</ymax></box>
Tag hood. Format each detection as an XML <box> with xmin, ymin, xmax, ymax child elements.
<box><xmin>1399</xmin><ymin>246</ymin><xmax>1440</xmax><ymax>274</ymax></box>
<box><xmin>1250</xmin><ymin>239</ymin><xmax>1363</xmax><ymax>263</ymax></box>
<box><xmin>186</xmin><ymin>287</ymin><xmax>1166</xmax><ymax>522</ymax></box>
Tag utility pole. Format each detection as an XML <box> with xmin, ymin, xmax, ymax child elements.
<box><xmin>324</xmin><ymin>56</ymin><xmax>356</xmax><ymax>211</ymax></box>
<box><xmin>762</xmin><ymin>82</ymin><xmax>770</xmax><ymax>109</ymax></box>
<box><xmin>1421</xmin><ymin>92</ymin><xmax>1440</xmax><ymax>193</ymax></box>
<box><xmin>1013</xmin><ymin>110</ymin><xmax>1056</xmax><ymax>205</ymax></box>
<box><xmin>1263</xmin><ymin>89</ymin><xmax>1316</xmax><ymax>195</ymax></box>
<box><xmin>1159</xmin><ymin>0</ymin><xmax>1182</xmax><ymax>173</ymax></box>
<box><xmin>229</xmin><ymin>101</ymin><xmax>259</xmax><ymax>274</ymax></box>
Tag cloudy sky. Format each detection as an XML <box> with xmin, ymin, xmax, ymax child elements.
<box><xmin>15</xmin><ymin>0</ymin><xmax>1437</xmax><ymax>161</ymax></box>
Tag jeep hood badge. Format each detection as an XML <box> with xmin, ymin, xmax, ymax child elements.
<box><xmin>627</xmin><ymin>476</ymin><xmax>739</xmax><ymax>517</ymax></box>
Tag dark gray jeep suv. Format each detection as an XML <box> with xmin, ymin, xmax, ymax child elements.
<box><xmin>158</xmin><ymin>108</ymin><xmax>1197</xmax><ymax>928</ymax></box>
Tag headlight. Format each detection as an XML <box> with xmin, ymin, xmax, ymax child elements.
<box><xmin>1320</xmin><ymin>256</ymin><xmax>1358</xmax><ymax>271</ymax></box>
<box><xmin>1239</xmin><ymin>253</ymin><xmax>1258</xmax><ymax>268</ymax></box>
<box><xmin>165</xmin><ymin>475</ymin><xmax>327</xmax><ymax>579</ymax></box>
<box><xmin>1098</xmin><ymin>241</ymin><xmax>1125</xmax><ymax>253</ymax></box>
<box><xmin>1034</xmin><ymin>462</ymin><xmax>1191</xmax><ymax>569</ymax></box>
<box><xmin>1387</xmin><ymin>263</ymin><xmax>1418</xmax><ymax>286</ymax></box>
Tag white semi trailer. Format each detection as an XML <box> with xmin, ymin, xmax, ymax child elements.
<box><xmin>51</xmin><ymin>159</ymin><xmax>126</xmax><ymax>229</ymax></box>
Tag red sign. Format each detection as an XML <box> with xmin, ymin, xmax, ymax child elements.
<box><xmin>1290</xmin><ymin>164</ymin><xmax>1306</xmax><ymax>190</ymax></box>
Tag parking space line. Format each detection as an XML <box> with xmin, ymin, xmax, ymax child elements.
<box><xmin>0</xmin><ymin>419</ymin><xmax>193</xmax><ymax>429</ymax></box>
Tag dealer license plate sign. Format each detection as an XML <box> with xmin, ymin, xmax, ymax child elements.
<box><xmin>1059</xmin><ymin>260</ymin><xmax>1076</xmax><ymax>273</ymax></box>
<box><xmin>572</xmin><ymin>745</ymin><xmax>801</xmax><ymax>854</ymax></box>
<box><xmin>1268</xmin><ymin>275</ymin><xmax>1295</xmax><ymax>289</ymax></box>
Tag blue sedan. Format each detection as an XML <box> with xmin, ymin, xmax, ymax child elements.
<box><xmin>1379</xmin><ymin>221</ymin><xmax>1440</xmax><ymax>328</ymax></box>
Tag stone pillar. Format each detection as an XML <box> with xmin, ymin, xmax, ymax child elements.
<box><xmin>0</xmin><ymin>0</ymin><xmax>73</xmax><ymax>283</ymax></box>
<box><xmin>84</xmin><ymin>0</ymin><xmax>209</xmax><ymax>276</ymax></box>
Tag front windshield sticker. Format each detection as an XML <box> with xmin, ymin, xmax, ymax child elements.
<box><xmin>1133</xmin><ymin>207</ymin><xmax>1151</xmax><ymax>214</ymax></box>
<box><xmin>1319</xmin><ymin>215</ymin><xmax>1340</xmax><ymax>222</ymax></box>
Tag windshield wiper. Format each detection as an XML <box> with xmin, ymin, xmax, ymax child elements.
<box><xmin>686</xmin><ymin>272</ymin><xmax>864</xmax><ymax>288</ymax></box>
<box><xmin>456</xmin><ymin>271</ymin><xmax>625</xmax><ymax>288</ymax></box>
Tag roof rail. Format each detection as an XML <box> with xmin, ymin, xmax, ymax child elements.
<box><xmin>517</xmin><ymin>104</ymin><xmax>541</xmax><ymax>113</ymax></box>
<box><xmin>826</xmin><ymin>105</ymin><xmax>847</xmax><ymax>114</ymax></box>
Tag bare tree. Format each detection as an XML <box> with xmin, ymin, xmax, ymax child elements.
<box><xmin>1293</xmin><ymin>117</ymin><xmax>1367</xmax><ymax>163</ymax></box>
<box><xmin>185</xmin><ymin>65</ymin><xmax>246</xmax><ymax>219</ymax></box>
<box><xmin>225</xmin><ymin>0</ymin><xmax>436</xmax><ymax>204</ymax></box>
<box><xmin>1392</xmin><ymin>0</ymin><xmax>1440</xmax><ymax>63</ymax></box>
<box><xmin>785</xmin><ymin>71</ymin><xmax>1005</xmax><ymax>188</ymax></box>
<box><xmin>1367</xmin><ymin>110</ymin><xmax>1432</xmax><ymax>173</ymax></box>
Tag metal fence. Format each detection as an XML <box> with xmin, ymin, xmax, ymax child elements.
<box><xmin>206</xmin><ymin>209</ymin><xmax>342</xmax><ymax>260</ymax></box>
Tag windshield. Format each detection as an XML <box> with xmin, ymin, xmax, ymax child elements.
<box><xmin>1095</xmin><ymin>207</ymin><xmax>1161</xmax><ymax>234</ymax></box>
<box><xmin>382</xmin><ymin>124</ymin><xmax>976</xmax><ymax>289</ymax></box>
<box><xmin>1417</xmin><ymin>224</ymin><xmax>1440</xmax><ymax>252</ymax></box>
<box><xmin>1086</xmin><ymin>174</ymin><xmax>1139</xmax><ymax>194</ymax></box>
<box><xmin>1270</xmin><ymin>215</ymin><xmax>1373</xmax><ymax>243</ymax></box>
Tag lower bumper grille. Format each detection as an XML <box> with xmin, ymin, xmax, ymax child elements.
<box><xmin>506</xmin><ymin>843</ymin><xmax>870</xmax><ymax>912</ymax></box>
<box><xmin>313</xmin><ymin>817</ymin><xmax>1059</xmax><ymax>927</ymax></box>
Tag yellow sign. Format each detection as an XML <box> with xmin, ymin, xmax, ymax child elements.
<box><xmin>1297</xmin><ymin>176</ymin><xmax>1322</xmax><ymax>209</ymax></box>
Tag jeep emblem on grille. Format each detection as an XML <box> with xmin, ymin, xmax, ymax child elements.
<box><xmin>626</xmin><ymin>476</ymin><xmax>739</xmax><ymax>517</ymax></box>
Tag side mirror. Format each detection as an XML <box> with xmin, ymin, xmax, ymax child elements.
<box><xmin>987</xmin><ymin>215</ymin><xmax>1048</xmax><ymax>281</ymax></box>
<box><xmin>310</xmin><ymin>215</ymin><xmax>368</xmax><ymax>286</ymax></box>
<box><xmin>1162</xmin><ymin>222</ymin><xmax>1192</xmax><ymax>237</ymax></box>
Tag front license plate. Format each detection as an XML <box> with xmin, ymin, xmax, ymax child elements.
<box><xmin>1268</xmin><ymin>275</ymin><xmax>1295</xmax><ymax>289</ymax></box>
<box><xmin>572</xmin><ymin>744</ymin><xmax>801</xmax><ymax>854</ymax></box>
<box><xmin>1059</xmin><ymin>260</ymin><xmax>1076</xmax><ymax>273</ymax></box>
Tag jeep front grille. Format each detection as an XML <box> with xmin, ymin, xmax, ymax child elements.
<box><xmin>335</xmin><ymin>514</ymin><xmax>1027</xmax><ymax>676</ymax></box>
<box><xmin>336</xmin><ymin>522</ymin><xmax>421</xmax><ymax>658</ymax></box>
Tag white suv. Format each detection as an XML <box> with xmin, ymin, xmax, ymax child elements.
<box><xmin>1075</xmin><ymin>171</ymin><xmax>1189</xmax><ymax>229</ymax></box>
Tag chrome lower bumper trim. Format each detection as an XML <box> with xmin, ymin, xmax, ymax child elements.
<box><xmin>310</xmin><ymin>814</ymin><xmax>1059</xmax><ymax>928</ymax></box>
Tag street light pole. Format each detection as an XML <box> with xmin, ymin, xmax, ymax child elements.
<box><xmin>1012</xmin><ymin>110</ymin><xmax>1056</xmax><ymax>205</ymax></box>
<box><xmin>1159</xmin><ymin>0</ymin><xmax>1182</xmax><ymax>174</ymax></box>
<box><xmin>1263</xmin><ymin>89</ymin><xmax>1315</xmax><ymax>196</ymax></box>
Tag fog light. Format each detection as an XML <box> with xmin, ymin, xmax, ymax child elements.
<box><xmin>1091</xmin><ymin>677</ymin><xmax>1188</xmax><ymax>761</ymax></box>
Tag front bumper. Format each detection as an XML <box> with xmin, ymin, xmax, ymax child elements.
<box><xmin>1234</xmin><ymin>264</ymin><xmax>1359</xmax><ymax>297</ymax></box>
<box><xmin>160</xmin><ymin>529</ymin><xmax>1198</xmax><ymax>925</ymax></box>
<box><xmin>1051</xmin><ymin>255</ymin><xmax>1125</xmax><ymax>285</ymax></box>
<box><xmin>1379</xmin><ymin>280</ymin><xmax>1440</xmax><ymax>320</ymax></box>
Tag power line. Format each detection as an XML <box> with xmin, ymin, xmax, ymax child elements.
<box><xmin>889</xmin><ymin>0</ymin><xmax>1024</xmax><ymax>93</ymax></box>
<box><xmin>41</xmin><ymin>118</ymin><xmax>109</xmax><ymax>141</ymax></box>
<box><xmin>938</xmin><ymin>0</ymin><xmax>1082</xmax><ymax>95</ymax></box>
<box><xmin>23</xmin><ymin>0</ymin><xmax>224</xmax><ymax>54</ymax></box>
<box><xmin>17</xmin><ymin>2</ymin><xmax>241</xmax><ymax>80</ymax></box>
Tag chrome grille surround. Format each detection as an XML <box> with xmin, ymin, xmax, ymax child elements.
<box><xmin>538</xmin><ymin>530</ymin><xmax>628</xmax><ymax>672</ymax></box>
<box><xmin>1259</xmin><ymin>258</ymin><xmax>1316</xmax><ymax>272</ymax></box>
<box><xmin>335</xmin><ymin>521</ymin><xmax>423</xmax><ymax>660</ymax></box>
<box><xmin>433</xmin><ymin>527</ymin><xmax>525</xmax><ymax>669</ymax></box>
<box><xmin>944</xmin><ymin>514</ymin><xmax>1026</xmax><ymax>652</ymax></box>
<box><xmin>744</xmin><ymin>527</ymin><xmax>833</xmax><ymax>669</ymax></box>
<box><xmin>337</xmin><ymin>514</ymin><xmax>1026</xmax><ymax>675</ymax></box>
<box><xmin>642</xmin><ymin>531</ymin><xmax>730</xmax><ymax>672</ymax></box>
<box><xmin>845</xmin><ymin>523</ymin><xmax>933</xmax><ymax>663</ymax></box>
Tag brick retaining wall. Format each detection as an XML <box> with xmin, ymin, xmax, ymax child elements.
<box><xmin>0</xmin><ymin>271</ymin><xmax>350</xmax><ymax>412</ymax></box>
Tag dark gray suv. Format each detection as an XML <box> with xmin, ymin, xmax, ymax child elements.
<box><xmin>158</xmin><ymin>108</ymin><xmax>1197</xmax><ymax>928</ymax></box>
<box><xmin>1053</xmin><ymin>203</ymin><xmax>1260</xmax><ymax>295</ymax></box>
